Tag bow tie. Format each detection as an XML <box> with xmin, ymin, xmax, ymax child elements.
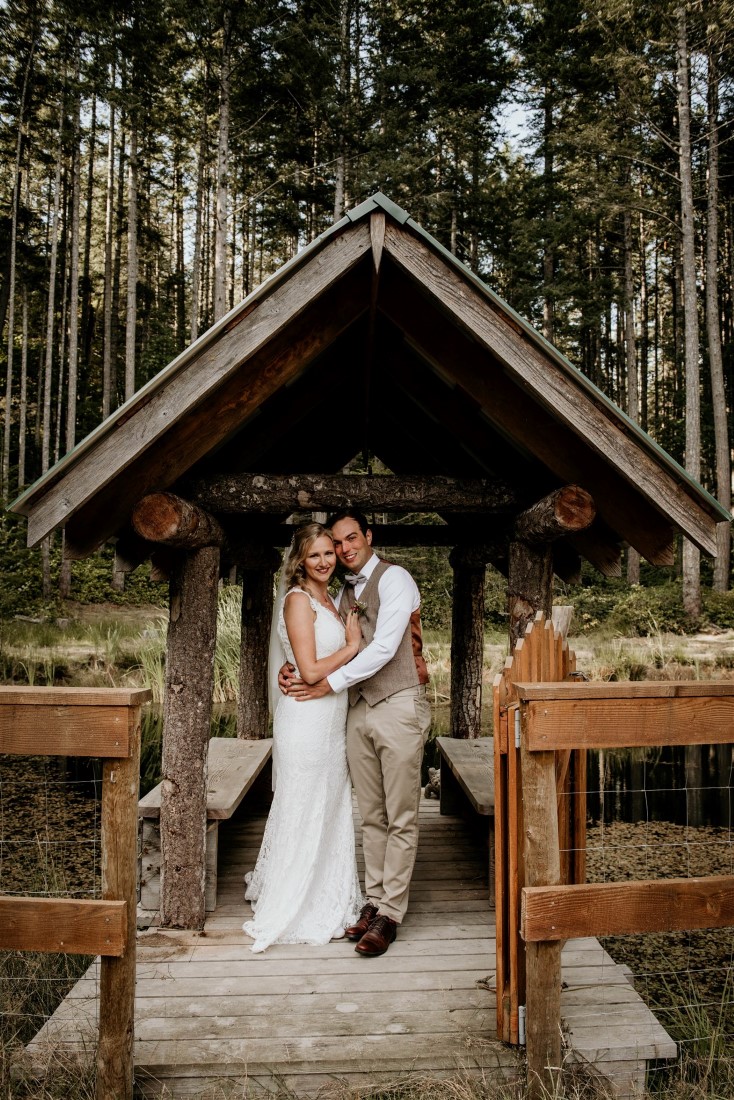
<box><xmin>345</xmin><ymin>573</ymin><xmax>367</xmax><ymax>586</ymax></box>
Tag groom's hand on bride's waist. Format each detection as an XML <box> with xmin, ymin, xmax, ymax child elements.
<box><xmin>289</xmin><ymin>678</ymin><xmax>333</xmax><ymax>701</ymax></box>
<box><xmin>278</xmin><ymin>662</ymin><xmax>297</xmax><ymax>695</ymax></box>
<box><xmin>278</xmin><ymin>663</ymin><xmax>333</xmax><ymax>701</ymax></box>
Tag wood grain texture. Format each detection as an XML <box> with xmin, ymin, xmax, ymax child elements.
<box><xmin>160</xmin><ymin>546</ymin><xmax>220</xmax><ymax>930</ymax></box>
<box><xmin>0</xmin><ymin>897</ymin><xmax>127</xmax><ymax>955</ymax></box>
<box><xmin>25</xmin><ymin>224</ymin><xmax>372</xmax><ymax>547</ymax></box>
<box><xmin>436</xmin><ymin>736</ymin><xmax>494</xmax><ymax>814</ymax></box>
<box><xmin>522</xmin><ymin>876</ymin><xmax>734</xmax><ymax>941</ymax></box>
<box><xmin>514</xmin><ymin>485</ymin><xmax>595</xmax><ymax>543</ymax></box>
<box><xmin>448</xmin><ymin>547</ymin><xmax>486</xmax><ymax>739</ymax></box>
<box><xmin>131</xmin><ymin>493</ymin><xmax>225</xmax><ymax>548</ymax></box>
<box><xmin>383</xmin><ymin>221</ymin><xmax>719</xmax><ymax>555</ymax></box>
<box><xmin>0</xmin><ymin>705</ymin><xmax>135</xmax><ymax>757</ymax></box>
<box><xmin>190</xmin><ymin>473</ymin><xmax>515</xmax><ymax>514</ymax></box>
<box><xmin>139</xmin><ymin>737</ymin><xmax>272</xmax><ymax>820</ymax></box>
<box><xmin>518</xmin><ymin>692</ymin><xmax>734</xmax><ymax>750</ymax></box>
<box><xmin>24</xmin><ymin>795</ymin><xmax>675</xmax><ymax>1094</ymax></box>
<box><xmin>98</xmin><ymin>707</ymin><xmax>141</xmax><ymax>1100</ymax></box>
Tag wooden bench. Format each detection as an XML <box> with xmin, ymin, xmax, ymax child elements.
<box><xmin>436</xmin><ymin>735</ymin><xmax>494</xmax><ymax>905</ymax></box>
<box><xmin>138</xmin><ymin>736</ymin><xmax>272</xmax><ymax>915</ymax></box>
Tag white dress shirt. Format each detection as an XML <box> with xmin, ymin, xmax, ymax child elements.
<box><xmin>327</xmin><ymin>553</ymin><xmax>420</xmax><ymax>694</ymax></box>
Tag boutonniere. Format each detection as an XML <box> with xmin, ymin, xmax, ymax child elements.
<box><xmin>352</xmin><ymin>600</ymin><xmax>368</xmax><ymax>617</ymax></box>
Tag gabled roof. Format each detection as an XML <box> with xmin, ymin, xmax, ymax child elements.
<box><xmin>10</xmin><ymin>193</ymin><xmax>729</xmax><ymax>570</ymax></box>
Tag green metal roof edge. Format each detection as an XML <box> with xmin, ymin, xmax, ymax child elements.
<box><xmin>10</xmin><ymin>191</ymin><xmax>731</xmax><ymax>525</ymax></box>
<box><xmin>400</xmin><ymin>213</ymin><xmax>730</xmax><ymax>523</ymax></box>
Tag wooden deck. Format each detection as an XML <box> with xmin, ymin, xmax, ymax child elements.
<box><xmin>24</xmin><ymin>798</ymin><xmax>675</xmax><ymax>1098</ymax></box>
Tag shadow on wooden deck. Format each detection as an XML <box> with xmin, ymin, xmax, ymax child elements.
<box><xmin>24</xmin><ymin>798</ymin><xmax>675</xmax><ymax>1098</ymax></box>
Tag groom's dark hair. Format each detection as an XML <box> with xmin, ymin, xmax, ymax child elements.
<box><xmin>327</xmin><ymin>507</ymin><xmax>371</xmax><ymax>536</ymax></box>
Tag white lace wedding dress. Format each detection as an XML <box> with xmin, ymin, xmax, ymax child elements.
<box><xmin>243</xmin><ymin>588</ymin><xmax>362</xmax><ymax>952</ymax></box>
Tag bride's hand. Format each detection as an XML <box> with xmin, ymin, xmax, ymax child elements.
<box><xmin>345</xmin><ymin>609</ymin><xmax>362</xmax><ymax>653</ymax></box>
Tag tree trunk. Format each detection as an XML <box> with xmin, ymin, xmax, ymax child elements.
<box><xmin>624</xmin><ymin>207</ymin><xmax>641</xmax><ymax>585</ymax></box>
<box><xmin>677</xmin><ymin>6</ymin><xmax>701</xmax><ymax>617</ymax></box>
<box><xmin>333</xmin><ymin>0</ymin><xmax>350</xmax><ymax>222</ymax></box>
<box><xmin>18</xmin><ymin>286</ymin><xmax>28</xmax><ymax>488</ymax></box>
<box><xmin>2</xmin><ymin>38</ymin><xmax>34</xmax><ymax>494</ymax></box>
<box><xmin>706</xmin><ymin>47</ymin><xmax>730</xmax><ymax>591</ymax></box>
<box><xmin>213</xmin><ymin>12</ymin><xmax>231</xmax><ymax>323</ymax></box>
<box><xmin>190</xmin><ymin>78</ymin><xmax>208</xmax><ymax>343</ymax></box>
<box><xmin>449</xmin><ymin>546</ymin><xmax>485</xmax><ymax>738</ymax></box>
<box><xmin>125</xmin><ymin>117</ymin><xmax>138</xmax><ymax>400</ymax></box>
<box><xmin>542</xmin><ymin>90</ymin><xmax>554</xmax><ymax>343</ymax></box>
<box><xmin>42</xmin><ymin>128</ymin><xmax>63</xmax><ymax>476</ymax></box>
<box><xmin>237</xmin><ymin>546</ymin><xmax>280</xmax><ymax>739</ymax></box>
<box><xmin>160</xmin><ymin>545</ymin><xmax>220</xmax><ymax>929</ymax></box>
<box><xmin>102</xmin><ymin>73</ymin><xmax>115</xmax><ymax>419</ymax></box>
<box><xmin>66</xmin><ymin>48</ymin><xmax>81</xmax><ymax>455</ymax></box>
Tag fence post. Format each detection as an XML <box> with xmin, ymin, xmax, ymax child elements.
<box><xmin>97</xmin><ymin>701</ymin><xmax>142</xmax><ymax>1100</ymax></box>
<box><xmin>520</xmin><ymin>700</ymin><xmax>562</xmax><ymax>1100</ymax></box>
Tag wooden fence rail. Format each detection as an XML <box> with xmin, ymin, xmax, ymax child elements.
<box><xmin>0</xmin><ymin>686</ymin><xmax>151</xmax><ymax>1100</ymax></box>
<box><xmin>513</xmin><ymin>677</ymin><xmax>734</xmax><ymax>1098</ymax></box>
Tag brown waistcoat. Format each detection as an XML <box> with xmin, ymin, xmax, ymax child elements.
<box><xmin>338</xmin><ymin>559</ymin><xmax>429</xmax><ymax>707</ymax></box>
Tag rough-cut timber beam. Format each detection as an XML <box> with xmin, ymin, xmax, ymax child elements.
<box><xmin>514</xmin><ymin>485</ymin><xmax>595</xmax><ymax>544</ymax></box>
<box><xmin>132</xmin><ymin>493</ymin><xmax>225</xmax><ymax>548</ymax></box>
<box><xmin>189</xmin><ymin>474</ymin><xmax>516</xmax><ymax>514</ymax></box>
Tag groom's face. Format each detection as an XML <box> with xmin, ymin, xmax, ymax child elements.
<box><xmin>331</xmin><ymin>517</ymin><xmax>373</xmax><ymax>573</ymax></box>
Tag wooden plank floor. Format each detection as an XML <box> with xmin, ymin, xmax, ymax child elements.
<box><xmin>24</xmin><ymin>797</ymin><xmax>676</xmax><ymax>1098</ymax></box>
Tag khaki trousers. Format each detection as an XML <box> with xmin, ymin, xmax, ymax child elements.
<box><xmin>346</xmin><ymin>685</ymin><xmax>432</xmax><ymax>923</ymax></box>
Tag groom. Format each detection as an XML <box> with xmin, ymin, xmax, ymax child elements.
<box><xmin>281</xmin><ymin>508</ymin><xmax>431</xmax><ymax>956</ymax></box>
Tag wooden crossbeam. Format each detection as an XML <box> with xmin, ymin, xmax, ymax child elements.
<box><xmin>0</xmin><ymin>896</ymin><xmax>127</xmax><ymax>956</ymax></box>
<box><xmin>522</xmin><ymin>876</ymin><xmax>734</xmax><ymax>942</ymax></box>
<box><xmin>514</xmin><ymin>681</ymin><xmax>734</xmax><ymax>750</ymax></box>
<box><xmin>188</xmin><ymin>473</ymin><xmax>516</xmax><ymax>514</ymax></box>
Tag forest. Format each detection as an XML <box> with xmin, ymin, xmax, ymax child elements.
<box><xmin>0</xmin><ymin>0</ymin><xmax>733</xmax><ymax>607</ymax></box>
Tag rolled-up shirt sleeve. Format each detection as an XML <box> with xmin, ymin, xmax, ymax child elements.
<box><xmin>327</xmin><ymin>566</ymin><xmax>420</xmax><ymax>694</ymax></box>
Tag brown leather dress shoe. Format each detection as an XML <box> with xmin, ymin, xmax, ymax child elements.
<box><xmin>354</xmin><ymin>914</ymin><xmax>398</xmax><ymax>957</ymax></box>
<box><xmin>344</xmin><ymin>903</ymin><xmax>379</xmax><ymax>942</ymax></box>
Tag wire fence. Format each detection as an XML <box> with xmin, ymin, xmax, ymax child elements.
<box><xmin>560</xmin><ymin>742</ymin><xmax>734</xmax><ymax>1092</ymax></box>
<box><xmin>0</xmin><ymin>754</ymin><xmax>101</xmax><ymax>1059</ymax></box>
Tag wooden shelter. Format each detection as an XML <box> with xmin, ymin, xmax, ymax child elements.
<box><xmin>10</xmin><ymin>191</ymin><xmax>729</xmax><ymax>939</ymax></box>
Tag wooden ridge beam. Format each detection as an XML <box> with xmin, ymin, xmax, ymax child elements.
<box><xmin>188</xmin><ymin>474</ymin><xmax>516</xmax><ymax>514</ymax></box>
<box><xmin>522</xmin><ymin>876</ymin><xmax>734</xmax><ymax>941</ymax></box>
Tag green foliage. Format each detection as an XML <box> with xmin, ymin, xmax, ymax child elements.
<box><xmin>561</xmin><ymin>574</ymin><xmax>734</xmax><ymax>637</ymax></box>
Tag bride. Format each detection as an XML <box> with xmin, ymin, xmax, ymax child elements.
<box><xmin>243</xmin><ymin>523</ymin><xmax>363</xmax><ymax>952</ymax></box>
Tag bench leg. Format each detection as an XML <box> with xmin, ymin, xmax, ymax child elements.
<box><xmin>439</xmin><ymin>756</ymin><xmax>464</xmax><ymax>816</ymax></box>
<box><xmin>205</xmin><ymin>822</ymin><xmax>219</xmax><ymax>913</ymax></box>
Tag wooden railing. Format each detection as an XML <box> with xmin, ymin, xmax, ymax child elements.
<box><xmin>0</xmin><ymin>687</ymin><xmax>151</xmax><ymax>1100</ymax></box>
<box><xmin>513</xmin><ymin>677</ymin><xmax>734</xmax><ymax>1097</ymax></box>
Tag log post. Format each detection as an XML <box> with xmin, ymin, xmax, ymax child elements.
<box><xmin>237</xmin><ymin>543</ymin><xmax>280</xmax><ymax>739</ymax></box>
<box><xmin>131</xmin><ymin>491</ymin><xmax>225</xmax><ymax>549</ymax></box>
<box><xmin>160</xmin><ymin>544</ymin><xmax>220</xmax><ymax>929</ymax></box>
<box><xmin>507</xmin><ymin>541</ymin><xmax>553</xmax><ymax>651</ymax></box>
<box><xmin>449</xmin><ymin>545</ymin><xmax>486</xmax><ymax>738</ymax></box>
<box><xmin>508</xmin><ymin>486</ymin><xmax>595</xmax><ymax>649</ymax></box>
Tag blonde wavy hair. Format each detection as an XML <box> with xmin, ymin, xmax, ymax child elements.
<box><xmin>283</xmin><ymin>523</ymin><xmax>334</xmax><ymax>591</ymax></box>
